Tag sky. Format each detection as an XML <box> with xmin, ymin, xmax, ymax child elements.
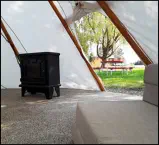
<box><xmin>121</xmin><ymin>44</ymin><xmax>140</xmax><ymax>64</ymax></box>
<box><xmin>89</xmin><ymin>43</ymin><xmax>140</xmax><ymax>64</ymax></box>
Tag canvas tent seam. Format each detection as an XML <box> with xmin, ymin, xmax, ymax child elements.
<box><xmin>97</xmin><ymin>1</ymin><xmax>153</xmax><ymax>65</ymax></box>
<box><xmin>1</xmin><ymin>19</ymin><xmax>21</xmax><ymax>65</ymax></box>
<box><xmin>57</xmin><ymin>1</ymin><xmax>67</xmax><ymax>18</ymax></box>
<box><xmin>1</xmin><ymin>19</ymin><xmax>19</xmax><ymax>57</ymax></box>
<box><xmin>56</xmin><ymin>1</ymin><xmax>76</xmax><ymax>38</ymax></box>
<box><xmin>1</xmin><ymin>16</ymin><xmax>28</xmax><ymax>53</ymax></box>
<box><xmin>48</xmin><ymin>1</ymin><xmax>105</xmax><ymax>91</ymax></box>
<box><xmin>1</xmin><ymin>25</ymin><xmax>20</xmax><ymax>65</ymax></box>
<box><xmin>1</xmin><ymin>32</ymin><xmax>9</xmax><ymax>42</ymax></box>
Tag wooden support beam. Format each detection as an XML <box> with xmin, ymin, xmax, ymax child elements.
<box><xmin>1</xmin><ymin>19</ymin><xmax>19</xmax><ymax>57</ymax></box>
<box><xmin>48</xmin><ymin>1</ymin><xmax>105</xmax><ymax>91</ymax></box>
<box><xmin>97</xmin><ymin>1</ymin><xmax>152</xmax><ymax>65</ymax></box>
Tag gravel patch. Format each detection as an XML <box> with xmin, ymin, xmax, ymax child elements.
<box><xmin>105</xmin><ymin>87</ymin><xmax>144</xmax><ymax>96</ymax></box>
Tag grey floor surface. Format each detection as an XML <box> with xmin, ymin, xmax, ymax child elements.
<box><xmin>1</xmin><ymin>88</ymin><xmax>142</xmax><ymax>144</ymax></box>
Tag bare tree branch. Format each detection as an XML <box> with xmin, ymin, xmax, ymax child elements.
<box><xmin>97</xmin><ymin>43</ymin><xmax>102</xmax><ymax>59</ymax></box>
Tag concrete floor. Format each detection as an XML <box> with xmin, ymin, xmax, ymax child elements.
<box><xmin>1</xmin><ymin>88</ymin><xmax>142</xmax><ymax>144</ymax></box>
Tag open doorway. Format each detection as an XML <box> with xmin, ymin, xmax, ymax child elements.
<box><xmin>74</xmin><ymin>12</ymin><xmax>145</xmax><ymax>96</ymax></box>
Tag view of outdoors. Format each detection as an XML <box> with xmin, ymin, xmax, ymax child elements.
<box><xmin>1</xmin><ymin>2</ymin><xmax>157</xmax><ymax>144</ymax></box>
<box><xmin>75</xmin><ymin>12</ymin><xmax>145</xmax><ymax>95</ymax></box>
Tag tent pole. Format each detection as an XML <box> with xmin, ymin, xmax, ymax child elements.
<box><xmin>48</xmin><ymin>1</ymin><xmax>105</xmax><ymax>91</ymax></box>
<box><xmin>1</xmin><ymin>19</ymin><xmax>19</xmax><ymax>57</ymax></box>
<box><xmin>97</xmin><ymin>1</ymin><xmax>152</xmax><ymax>65</ymax></box>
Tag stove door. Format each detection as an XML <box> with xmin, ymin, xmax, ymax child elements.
<box><xmin>20</xmin><ymin>55</ymin><xmax>46</xmax><ymax>85</ymax></box>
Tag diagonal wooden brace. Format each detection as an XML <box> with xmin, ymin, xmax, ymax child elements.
<box><xmin>48</xmin><ymin>1</ymin><xmax>105</xmax><ymax>91</ymax></box>
<box><xmin>1</xmin><ymin>19</ymin><xmax>19</xmax><ymax>57</ymax></box>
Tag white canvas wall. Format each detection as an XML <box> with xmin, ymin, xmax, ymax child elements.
<box><xmin>57</xmin><ymin>1</ymin><xmax>158</xmax><ymax>64</ymax></box>
<box><xmin>105</xmin><ymin>1</ymin><xmax>158</xmax><ymax>64</ymax></box>
<box><xmin>1</xmin><ymin>1</ymin><xmax>99</xmax><ymax>90</ymax></box>
<box><xmin>1</xmin><ymin>1</ymin><xmax>158</xmax><ymax>89</ymax></box>
<box><xmin>1</xmin><ymin>34</ymin><xmax>21</xmax><ymax>88</ymax></box>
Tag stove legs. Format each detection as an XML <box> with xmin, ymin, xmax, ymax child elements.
<box><xmin>45</xmin><ymin>87</ymin><xmax>53</xmax><ymax>99</ymax></box>
<box><xmin>55</xmin><ymin>86</ymin><xmax>60</xmax><ymax>97</ymax></box>
<box><xmin>22</xmin><ymin>87</ymin><xmax>26</xmax><ymax>97</ymax></box>
<box><xmin>20</xmin><ymin>86</ymin><xmax>60</xmax><ymax>99</ymax></box>
<box><xmin>45</xmin><ymin>87</ymin><xmax>60</xmax><ymax>99</ymax></box>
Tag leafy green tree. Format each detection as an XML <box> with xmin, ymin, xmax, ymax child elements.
<box><xmin>74</xmin><ymin>12</ymin><xmax>126</xmax><ymax>67</ymax></box>
<box><xmin>88</xmin><ymin>52</ymin><xmax>95</xmax><ymax>63</ymax></box>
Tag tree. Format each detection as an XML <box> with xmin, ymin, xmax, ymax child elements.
<box><xmin>74</xmin><ymin>12</ymin><xmax>126</xmax><ymax>67</ymax></box>
<box><xmin>88</xmin><ymin>52</ymin><xmax>95</xmax><ymax>62</ymax></box>
<box><xmin>134</xmin><ymin>60</ymin><xmax>143</xmax><ymax>65</ymax></box>
<box><xmin>113</xmin><ymin>48</ymin><xmax>124</xmax><ymax>59</ymax></box>
<box><xmin>74</xmin><ymin>22</ymin><xmax>90</xmax><ymax>56</ymax></box>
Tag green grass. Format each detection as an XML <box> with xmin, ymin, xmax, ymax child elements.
<box><xmin>96</xmin><ymin>68</ymin><xmax>145</xmax><ymax>89</ymax></box>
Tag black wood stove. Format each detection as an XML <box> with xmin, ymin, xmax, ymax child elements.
<box><xmin>19</xmin><ymin>52</ymin><xmax>60</xmax><ymax>99</ymax></box>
